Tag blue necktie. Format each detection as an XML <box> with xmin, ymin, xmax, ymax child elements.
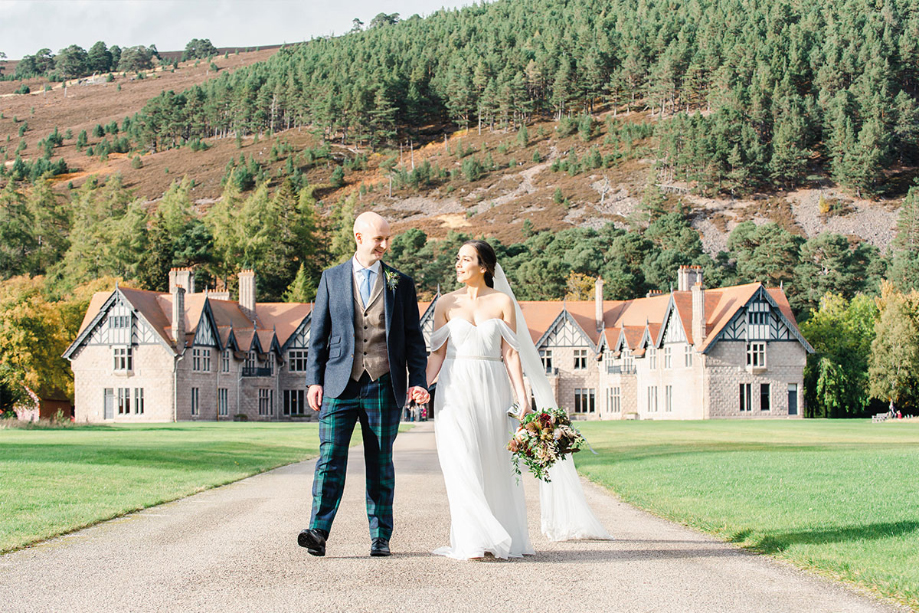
<box><xmin>360</xmin><ymin>269</ymin><xmax>373</xmax><ymax>306</ymax></box>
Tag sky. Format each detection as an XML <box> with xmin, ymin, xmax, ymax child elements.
<box><xmin>0</xmin><ymin>0</ymin><xmax>481</xmax><ymax>60</ymax></box>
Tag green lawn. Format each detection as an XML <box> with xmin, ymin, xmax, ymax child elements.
<box><xmin>0</xmin><ymin>422</ymin><xmax>322</xmax><ymax>553</ymax></box>
<box><xmin>575</xmin><ymin>420</ymin><xmax>919</xmax><ymax>610</ymax></box>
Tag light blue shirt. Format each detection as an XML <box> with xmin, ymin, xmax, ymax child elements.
<box><xmin>352</xmin><ymin>257</ymin><xmax>382</xmax><ymax>307</ymax></box>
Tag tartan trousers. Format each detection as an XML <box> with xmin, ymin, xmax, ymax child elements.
<box><xmin>310</xmin><ymin>372</ymin><xmax>401</xmax><ymax>540</ymax></box>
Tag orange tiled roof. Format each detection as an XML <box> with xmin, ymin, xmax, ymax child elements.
<box><xmin>621</xmin><ymin>325</ymin><xmax>645</xmax><ymax>351</ymax></box>
<box><xmin>517</xmin><ymin>301</ymin><xmax>565</xmax><ymax>344</ymax></box>
<box><xmin>72</xmin><ymin>287</ymin><xmax>313</xmax><ymax>355</ymax></box>
<box><xmin>78</xmin><ymin>292</ymin><xmax>111</xmax><ymax>334</ymax></box>
<box><xmin>255</xmin><ymin>303</ymin><xmax>313</xmax><ymax>341</ymax></box>
<box><xmin>698</xmin><ymin>283</ymin><xmax>761</xmax><ymax>352</ymax></box>
<box><xmin>671</xmin><ymin>292</ymin><xmax>696</xmax><ymax>345</ymax></box>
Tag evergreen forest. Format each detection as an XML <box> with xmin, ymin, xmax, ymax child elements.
<box><xmin>121</xmin><ymin>0</ymin><xmax>919</xmax><ymax>196</ymax></box>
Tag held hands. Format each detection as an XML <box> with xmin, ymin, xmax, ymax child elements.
<box><xmin>409</xmin><ymin>386</ymin><xmax>431</xmax><ymax>405</ymax></box>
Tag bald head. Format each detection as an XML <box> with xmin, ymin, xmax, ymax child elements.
<box><xmin>353</xmin><ymin>211</ymin><xmax>390</xmax><ymax>236</ymax></box>
<box><xmin>353</xmin><ymin>212</ymin><xmax>392</xmax><ymax>267</ymax></box>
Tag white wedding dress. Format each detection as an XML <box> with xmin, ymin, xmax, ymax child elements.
<box><xmin>431</xmin><ymin>272</ymin><xmax>612</xmax><ymax>560</ymax></box>
<box><xmin>431</xmin><ymin>317</ymin><xmax>535</xmax><ymax>559</ymax></box>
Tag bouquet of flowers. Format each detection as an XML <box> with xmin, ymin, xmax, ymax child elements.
<box><xmin>507</xmin><ymin>407</ymin><xmax>586</xmax><ymax>482</ymax></box>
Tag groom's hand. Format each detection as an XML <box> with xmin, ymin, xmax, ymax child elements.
<box><xmin>307</xmin><ymin>385</ymin><xmax>323</xmax><ymax>412</ymax></box>
<box><xmin>409</xmin><ymin>386</ymin><xmax>430</xmax><ymax>405</ymax></box>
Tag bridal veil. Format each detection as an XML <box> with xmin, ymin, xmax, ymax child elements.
<box><xmin>493</xmin><ymin>264</ymin><xmax>612</xmax><ymax>541</ymax></box>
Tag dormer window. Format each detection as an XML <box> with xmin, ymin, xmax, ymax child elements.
<box><xmin>648</xmin><ymin>347</ymin><xmax>657</xmax><ymax>369</ymax></box>
<box><xmin>622</xmin><ymin>349</ymin><xmax>634</xmax><ymax>372</ymax></box>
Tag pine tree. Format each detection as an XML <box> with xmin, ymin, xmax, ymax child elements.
<box><xmin>284</xmin><ymin>263</ymin><xmax>317</xmax><ymax>303</ymax></box>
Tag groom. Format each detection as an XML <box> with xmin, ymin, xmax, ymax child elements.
<box><xmin>299</xmin><ymin>212</ymin><xmax>430</xmax><ymax>558</ymax></box>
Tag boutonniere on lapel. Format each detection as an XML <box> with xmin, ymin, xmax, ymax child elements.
<box><xmin>384</xmin><ymin>269</ymin><xmax>400</xmax><ymax>291</ymax></box>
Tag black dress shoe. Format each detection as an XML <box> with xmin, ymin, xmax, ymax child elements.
<box><xmin>297</xmin><ymin>528</ymin><xmax>328</xmax><ymax>556</ymax></box>
<box><xmin>370</xmin><ymin>537</ymin><xmax>391</xmax><ymax>557</ymax></box>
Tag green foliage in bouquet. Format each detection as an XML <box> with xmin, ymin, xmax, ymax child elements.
<box><xmin>507</xmin><ymin>408</ymin><xmax>585</xmax><ymax>482</ymax></box>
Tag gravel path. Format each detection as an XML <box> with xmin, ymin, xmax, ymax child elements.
<box><xmin>0</xmin><ymin>423</ymin><xmax>905</xmax><ymax>613</ymax></box>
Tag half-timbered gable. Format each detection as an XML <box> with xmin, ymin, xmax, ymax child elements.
<box><xmin>702</xmin><ymin>286</ymin><xmax>813</xmax><ymax>352</ymax></box>
<box><xmin>283</xmin><ymin>315</ymin><xmax>312</xmax><ymax>351</ymax></box>
<box><xmin>659</xmin><ymin>299</ymin><xmax>688</xmax><ymax>346</ymax></box>
<box><xmin>64</xmin><ymin>289</ymin><xmax>174</xmax><ymax>362</ymax></box>
<box><xmin>191</xmin><ymin>301</ymin><xmax>220</xmax><ymax>349</ymax></box>
<box><xmin>536</xmin><ymin>309</ymin><xmax>596</xmax><ymax>352</ymax></box>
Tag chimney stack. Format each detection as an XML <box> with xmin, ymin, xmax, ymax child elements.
<box><xmin>595</xmin><ymin>277</ymin><xmax>604</xmax><ymax>333</ymax></box>
<box><xmin>692</xmin><ymin>281</ymin><xmax>706</xmax><ymax>347</ymax></box>
<box><xmin>677</xmin><ymin>265</ymin><xmax>703</xmax><ymax>292</ymax></box>
<box><xmin>238</xmin><ymin>270</ymin><xmax>257</xmax><ymax>321</ymax></box>
<box><xmin>169</xmin><ymin>267</ymin><xmax>195</xmax><ymax>294</ymax></box>
<box><xmin>172</xmin><ymin>286</ymin><xmax>186</xmax><ymax>350</ymax></box>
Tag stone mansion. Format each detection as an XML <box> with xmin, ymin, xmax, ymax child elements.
<box><xmin>64</xmin><ymin>266</ymin><xmax>812</xmax><ymax>422</ymax></box>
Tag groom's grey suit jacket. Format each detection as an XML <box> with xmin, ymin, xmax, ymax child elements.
<box><xmin>305</xmin><ymin>260</ymin><xmax>428</xmax><ymax>409</ymax></box>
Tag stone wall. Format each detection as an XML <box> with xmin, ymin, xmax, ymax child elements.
<box><xmin>72</xmin><ymin>344</ymin><xmax>175</xmax><ymax>423</ymax></box>
<box><xmin>704</xmin><ymin>341</ymin><xmax>806</xmax><ymax>418</ymax></box>
<box><xmin>550</xmin><ymin>346</ymin><xmax>601</xmax><ymax>419</ymax></box>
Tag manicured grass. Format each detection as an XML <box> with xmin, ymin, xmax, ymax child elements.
<box><xmin>0</xmin><ymin>422</ymin><xmax>322</xmax><ymax>553</ymax></box>
<box><xmin>575</xmin><ymin>420</ymin><xmax>919</xmax><ymax>609</ymax></box>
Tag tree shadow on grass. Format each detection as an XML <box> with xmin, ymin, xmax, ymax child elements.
<box><xmin>731</xmin><ymin>521</ymin><xmax>919</xmax><ymax>554</ymax></box>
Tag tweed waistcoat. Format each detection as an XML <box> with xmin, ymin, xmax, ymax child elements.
<box><xmin>350</xmin><ymin>268</ymin><xmax>390</xmax><ymax>381</ymax></box>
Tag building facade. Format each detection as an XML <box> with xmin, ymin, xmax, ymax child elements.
<box><xmin>66</xmin><ymin>266</ymin><xmax>812</xmax><ymax>423</ymax></box>
<box><xmin>64</xmin><ymin>269</ymin><xmax>315</xmax><ymax>423</ymax></box>
<box><xmin>420</xmin><ymin>266</ymin><xmax>813</xmax><ymax>420</ymax></box>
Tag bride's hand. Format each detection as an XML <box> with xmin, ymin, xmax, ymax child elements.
<box><xmin>509</xmin><ymin>401</ymin><xmax>532</xmax><ymax>420</ymax></box>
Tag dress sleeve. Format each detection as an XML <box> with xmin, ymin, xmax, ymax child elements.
<box><xmin>430</xmin><ymin>324</ymin><xmax>450</xmax><ymax>351</ymax></box>
<box><xmin>496</xmin><ymin>319</ymin><xmax>520</xmax><ymax>352</ymax></box>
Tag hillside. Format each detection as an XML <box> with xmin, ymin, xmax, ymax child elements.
<box><xmin>0</xmin><ymin>84</ymin><xmax>902</xmax><ymax>257</ymax></box>
<box><xmin>1</xmin><ymin>0</ymin><xmax>913</xmax><ymax>259</ymax></box>
<box><xmin>0</xmin><ymin>47</ymin><xmax>279</xmax><ymax>193</ymax></box>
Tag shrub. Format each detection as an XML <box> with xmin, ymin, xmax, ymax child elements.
<box><xmin>131</xmin><ymin>155</ymin><xmax>143</xmax><ymax>169</ymax></box>
<box><xmin>578</xmin><ymin>114</ymin><xmax>598</xmax><ymax>141</ymax></box>
<box><xmin>462</xmin><ymin>157</ymin><xmax>483</xmax><ymax>182</ymax></box>
<box><xmin>556</xmin><ymin>115</ymin><xmax>576</xmax><ymax>137</ymax></box>
<box><xmin>329</xmin><ymin>165</ymin><xmax>345</xmax><ymax>188</ymax></box>
<box><xmin>553</xmin><ymin>187</ymin><xmax>564</xmax><ymax>204</ymax></box>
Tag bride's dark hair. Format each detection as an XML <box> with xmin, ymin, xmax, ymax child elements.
<box><xmin>463</xmin><ymin>240</ymin><xmax>497</xmax><ymax>288</ymax></box>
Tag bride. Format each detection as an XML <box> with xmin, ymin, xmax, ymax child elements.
<box><xmin>426</xmin><ymin>240</ymin><xmax>610</xmax><ymax>560</ymax></box>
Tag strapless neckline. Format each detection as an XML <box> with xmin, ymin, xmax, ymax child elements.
<box><xmin>447</xmin><ymin>317</ymin><xmax>505</xmax><ymax>329</ymax></box>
